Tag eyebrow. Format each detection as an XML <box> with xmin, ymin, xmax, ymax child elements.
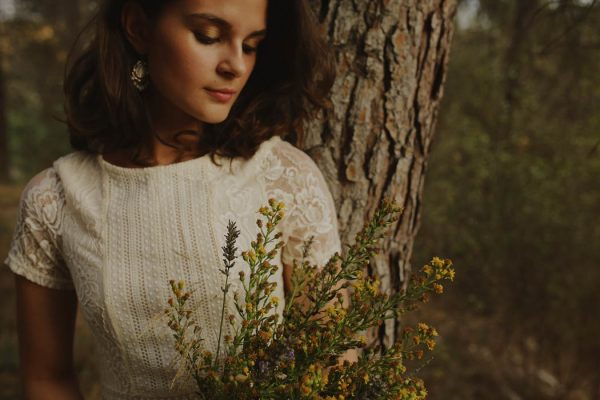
<box><xmin>186</xmin><ymin>13</ymin><xmax>267</xmax><ymax>39</ymax></box>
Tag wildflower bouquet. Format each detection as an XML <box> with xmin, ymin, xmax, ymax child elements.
<box><xmin>166</xmin><ymin>198</ymin><xmax>455</xmax><ymax>399</ymax></box>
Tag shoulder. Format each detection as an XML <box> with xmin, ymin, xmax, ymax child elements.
<box><xmin>261</xmin><ymin>137</ymin><xmax>338</xmax><ymax>219</ymax></box>
<box><xmin>19</xmin><ymin>149</ymin><xmax>97</xmax><ymax>221</ymax></box>
<box><xmin>270</xmin><ymin>136</ymin><xmax>318</xmax><ymax>168</ymax></box>
<box><xmin>17</xmin><ymin>167</ymin><xmax>65</xmax><ymax>232</ymax></box>
<box><xmin>20</xmin><ymin>167</ymin><xmax>64</xmax><ymax>207</ymax></box>
<box><xmin>261</xmin><ymin>136</ymin><xmax>328</xmax><ymax>184</ymax></box>
<box><xmin>52</xmin><ymin>150</ymin><xmax>99</xmax><ymax>181</ymax></box>
<box><xmin>20</xmin><ymin>149</ymin><xmax>96</xmax><ymax>202</ymax></box>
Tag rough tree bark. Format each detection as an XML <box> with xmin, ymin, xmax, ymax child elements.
<box><xmin>303</xmin><ymin>0</ymin><xmax>458</xmax><ymax>349</ymax></box>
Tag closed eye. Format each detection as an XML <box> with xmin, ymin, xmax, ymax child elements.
<box><xmin>242</xmin><ymin>44</ymin><xmax>258</xmax><ymax>54</ymax></box>
<box><xmin>194</xmin><ymin>32</ymin><xmax>219</xmax><ymax>44</ymax></box>
<box><xmin>195</xmin><ymin>31</ymin><xmax>261</xmax><ymax>55</ymax></box>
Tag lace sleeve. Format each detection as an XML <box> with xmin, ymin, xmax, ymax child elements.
<box><xmin>3</xmin><ymin>168</ymin><xmax>74</xmax><ymax>290</ymax></box>
<box><xmin>263</xmin><ymin>140</ymin><xmax>342</xmax><ymax>268</ymax></box>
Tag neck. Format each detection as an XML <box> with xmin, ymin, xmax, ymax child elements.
<box><xmin>144</xmin><ymin>89</ymin><xmax>207</xmax><ymax>165</ymax></box>
<box><xmin>102</xmin><ymin>95</ymin><xmax>210</xmax><ymax>168</ymax></box>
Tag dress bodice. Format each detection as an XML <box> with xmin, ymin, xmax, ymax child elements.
<box><xmin>4</xmin><ymin>135</ymin><xmax>342</xmax><ymax>399</ymax></box>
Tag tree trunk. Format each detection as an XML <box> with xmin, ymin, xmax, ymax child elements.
<box><xmin>305</xmin><ymin>0</ymin><xmax>458</xmax><ymax>349</ymax></box>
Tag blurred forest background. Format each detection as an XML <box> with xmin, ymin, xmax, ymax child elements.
<box><xmin>0</xmin><ymin>0</ymin><xmax>598</xmax><ymax>399</ymax></box>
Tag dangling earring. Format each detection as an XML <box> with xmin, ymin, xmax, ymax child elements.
<box><xmin>131</xmin><ymin>59</ymin><xmax>149</xmax><ymax>91</ymax></box>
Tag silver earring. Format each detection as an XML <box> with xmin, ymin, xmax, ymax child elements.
<box><xmin>131</xmin><ymin>59</ymin><xmax>149</xmax><ymax>91</ymax></box>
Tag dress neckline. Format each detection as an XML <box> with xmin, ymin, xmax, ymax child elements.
<box><xmin>96</xmin><ymin>135</ymin><xmax>282</xmax><ymax>177</ymax></box>
<box><xmin>97</xmin><ymin>151</ymin><xmax>211</xmax><ymax>174</ymax></box>
<box><xmin>96</xmin><ymin>153</ymin><xmax>210</xmax><ymax>171</ymax></box>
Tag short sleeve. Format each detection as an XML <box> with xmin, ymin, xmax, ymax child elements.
<box><xmin>262</xmin><ymin>140</ymin><xmax>342</xmax><ymax>268</ymax></box>
<box><xmin>3</xmin><ymin>168</ymin><xmax>74</xmax><ymax>290</ymax></box>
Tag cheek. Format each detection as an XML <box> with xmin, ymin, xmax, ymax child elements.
<box><xmin>150</xmin><ymin>36</ymin><xmax>214</xmax><ymax>93</ymax></box>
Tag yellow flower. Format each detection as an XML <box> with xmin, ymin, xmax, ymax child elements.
<box><xmin>248</xmin><ymin>251</ymin><xmax>257</xmax><ymax>264</ymax></box>
<box><xmin>358</xmin><ymin>335</ymin><xmax>367</xmax><ymax>346</ymax></box>
<box><xmin>367</xmin><ymin>279</ymin><xmax>380</xmax><ymax>294</ymax></box>
<box><xmin>259</xmin><ymin>330</ymin><xmax>272</xmax><ymax>341</ymax></box>
<box><xmin>257</xmin><ymin>245</ymin><xmax>266</xmax><ymax>257</ymax></box>
<box><xmin>422</xmin><ymin>265</ymin><xmax>433</xmax><ymax>276</ymax></box>
<box><xmin>431</xmin><ymin>257</ymin><xmax>444</xmax><ymax>268</ymax></box>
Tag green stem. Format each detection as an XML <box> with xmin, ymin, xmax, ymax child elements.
<box><xmin>215</xmin><ymin>271</ymin><xmax>230</xmax><ymax>369</ymax></box>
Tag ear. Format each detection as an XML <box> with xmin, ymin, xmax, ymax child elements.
<box><xmin>121</xmin><ymin>2</ymin><xmax>151</xmax><ymax>55</ymax></box>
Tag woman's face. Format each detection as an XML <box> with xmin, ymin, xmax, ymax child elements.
<box><xmin>139</xmin><ymin>0</ymin><xmax>268</xmax><ymax>126</ymax></box>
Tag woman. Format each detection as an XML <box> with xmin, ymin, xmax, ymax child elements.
<box><xmin>4</xmin><ymin>0</ymin><xmax>350</xmax><ymax>398</ymax></box>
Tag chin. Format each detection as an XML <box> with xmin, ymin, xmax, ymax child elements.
<box><xmin>192</xmin><ymin>106</ymin><xmax>234</xmax><ymax>125</ymax></box>
<box><xmin>199</xmin><ymin>115</ymin><xmax>229</xmax><ymax>124</ymax></box>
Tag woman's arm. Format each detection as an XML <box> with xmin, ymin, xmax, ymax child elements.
<box><xmin>15</xmin><ymin>275</ymin><xmax>82</xmax><ymax>400</ymax></box>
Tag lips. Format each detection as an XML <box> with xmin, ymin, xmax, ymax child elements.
<box><xmin>207</xmin><ymin>88</ymin><xmax>236</xmax><ymax>94</ymax></box>
<box><xmin>205</xmin><ymin>88</ymin><xmax>237</xmax><ymax>103</ymax></box>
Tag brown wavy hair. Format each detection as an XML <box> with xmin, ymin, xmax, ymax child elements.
<box><xmin>64</xmin><ymin>0</ymin><xmax>335</xmax><ymax>166</ymax></box>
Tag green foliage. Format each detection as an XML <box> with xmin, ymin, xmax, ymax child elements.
<box><xmin>412</xmin><ymin>0</ymin><xmax>600</xmax><ymax>397</ymax></box>
<box><xmin>1</xmin><ymin>3</ymin><xmax>97</xmax><ymax>181</ymax></box>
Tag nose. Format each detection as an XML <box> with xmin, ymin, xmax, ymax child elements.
<box><xmin>217</xmin><ymin>42</ymin><xmax>248</xmax><ymax>79</ymax></box>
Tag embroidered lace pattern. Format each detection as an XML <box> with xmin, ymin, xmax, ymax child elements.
<box><xmin>4</xmin><ymin>168</ymin><xmax>73</xmax><ymax>289</ymax></box>
<box><xmin>3</xmin><ymin>135</ymin><xmax>342</xmax><ymax>399</ymax></box>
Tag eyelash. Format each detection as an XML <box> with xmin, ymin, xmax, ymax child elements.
<box><xmin>194</xmin><ymin>32</ymin><xmax>258</xmax><ymax>54</ymax></box>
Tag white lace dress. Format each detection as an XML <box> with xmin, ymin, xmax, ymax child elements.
<box><xmin>3</xmin><ymin>135</ymin><xmax>342</xmax><ymax>399</ymax></box>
